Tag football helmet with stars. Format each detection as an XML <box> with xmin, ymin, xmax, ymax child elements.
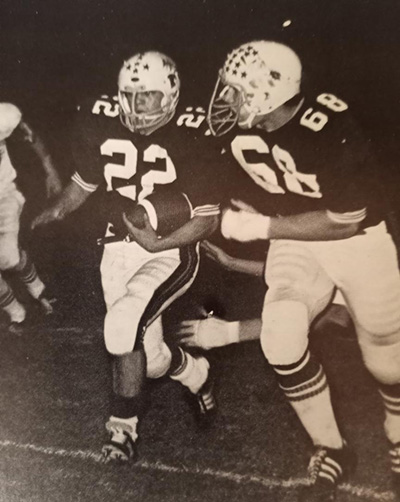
<box><xmin>118</xmin><ymin>51</ymin><xmax>180</xmax><ymax>135</ymax></box>
<box><xmin>208</xmin><ymin>41</ymin><xmax>302</xmax><ymax>136</ymax></box>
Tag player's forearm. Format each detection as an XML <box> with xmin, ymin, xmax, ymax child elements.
<box><xmin>156</xmin><ymin>215</ymin><xmax>219</xmax><ymax>251</ymax></box>
<box><xmin>268</xmin><ymin>211</ymin><xmax>361</xmax><ymax>241</ymax></box>
<box><xmin>230</xmin><ymin>259</ymin><xmax>265</xmax><ymax>276</ymax></box>
<box><xmin>55</xmin><ymin>181</ymin><xmax>91</xmax><ymax>218</ymax></box>
<box><xmin>19</xmin><ymin>121</ymin><xmax>56</xmax><ymax>175</ymax></box>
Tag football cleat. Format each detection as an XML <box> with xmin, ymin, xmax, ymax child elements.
<box><xmin>298</xmin><ymin>442</ymin><xmax>357</xmax><ymax>502</ymax></box>
<box><xmin>186</xmin><ymin>373</ymin><xmax>217</xmax><ymax>430</ymax></box>
<box><xmin>102</xmin><ymin>420</ymin><xmax>138</xmax><ymax>463</ymax></box>
<box><xmin>389</xmin><ymin>442</ymin><xmax>400</xmax><ymax>495</ymax></box>
<box><xmin>7</xmin><ymin>320</ymin><xmax>27</xmax><ymax>335</ymax></box>
<box><xmin>37</xmin><ymin>294</ymin><xmax>56</xmax><ymax>316</ymax></box>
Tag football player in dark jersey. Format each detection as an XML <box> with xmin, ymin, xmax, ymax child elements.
<box><xmin>32</xmin><ymin>51</ymin><xmax>220</xmax><ymax>462</ymax></box>
<box><xmin>207</xmin><ymin>40</ymin><xmax>400</xmax><ymax>501</ymax></box>
<box><xmin>0</xmin><ymin>103</ymin><xmax>60</xmax><ymax>331</ymax></box>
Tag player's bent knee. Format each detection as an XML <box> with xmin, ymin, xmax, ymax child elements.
<box><xmin>104</xmin><ymin>304</ymin><xmax>140</xmax><ymax>355</ymax></box>
<box><xmin>0</xmin><ymin>250</ymin><xmax>20</xmax><ymax>271</ymax></box>
<box><xmin>260</xmin><ymin>300</ymin><xmax>309</xmax><ymax>365</ymax></box>
<box><xmin>359</xmin><ymin>337</ymin><xmax>400</xmax><ymax>385</ymax></box>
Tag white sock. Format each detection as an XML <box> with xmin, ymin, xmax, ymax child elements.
<box><xmin>3</xmin><ymin>298</ymin><xmax>26</xmax><ymax>323</ymax></box>
<box><xmin>170</xmin><ymin>351</ymin><xmax>209</xmax><ymax>393</ymax></box>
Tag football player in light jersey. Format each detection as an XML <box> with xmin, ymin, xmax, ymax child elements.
<box><xmin>207</xmin><ymin>41</ymin><xmax>400</xmax><ymax>500</ymax></box>
<box><xmin>0</xmin><ymin>103</ymin><xmax>61</xmax><ymax>330</ymax></box>
<box><xmin>32</xmin><ymin>52</ymin><xmax>221</xmax><ymax>462</ymax></box>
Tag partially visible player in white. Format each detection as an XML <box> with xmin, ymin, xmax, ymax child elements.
<box><xmin>32</xmin><ymin>52</ymin><xmax>220</xmax><ymax>463</ymax></box>
<box><xmin>206</xmin><ymin>41</ymin><xmax>400</xmax><ymax>501</ymax></box>
<box><xmin>0</xmin><ymin>103</ymin><xmax>61</xmax><ymax>330</ymax></box>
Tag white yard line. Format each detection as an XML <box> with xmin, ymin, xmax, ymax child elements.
<box><xmin>0</xmin><ymin>440</ymin><xmax>395</xmax><ymax>501</ymax></box>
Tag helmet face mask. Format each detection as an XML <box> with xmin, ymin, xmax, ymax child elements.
<box><xmin>118</xmin><ymin>52</ymin><xmax>180</xmax><ymax>135</ymax></box>
<box><xmin>208</xmin><ymin>41</ymin><xmax>302</xmax><ymax>136</ymax></box>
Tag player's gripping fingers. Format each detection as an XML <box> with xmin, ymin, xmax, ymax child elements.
<box><xmin>177</xmin><ymin>320</ymin><xmax>202</xmax><ymax>347</ymax></box>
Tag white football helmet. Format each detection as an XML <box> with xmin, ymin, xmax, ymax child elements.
<box><xmin>208</xmin><ymin>41</ymin><xmax>302</xmax><ymax>136</ymax></box>
<box><xmin>118</xmin><ymin>51</ymin><xmax>180</xmax><ymax>135</ymax></box>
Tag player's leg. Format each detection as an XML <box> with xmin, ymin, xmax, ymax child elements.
<box><xmin>261</xmin><ymin>240</ymin><xmax>356</xmax><ymax>502</ymax></box>
<box><xmin>262</xmin><ymin>241</ymin><xmax>343</xmax><ymax>447</ymax></box>
<box><xmin>134</xmin><ymin>245</ymin><xmax>216</xmax><ymax>427</ymax></box>
<box><xmin>0</xmin><ymin>192</ymin><xmax>27</xmax><ymax>325</ymax></box>
<box><xmin>100</xmin><ymin>244</ymin><xmax>150</xmax><ymax>462</ymax></box>
<box><xmin>11</xmin><ymin>248</ymin><xmax>54</xmax><ymax>314</ymax></box>
<box><xmin>337</xmin><ymin>224</ymin><xmax>400</xmax><ymax>489</ymax></box>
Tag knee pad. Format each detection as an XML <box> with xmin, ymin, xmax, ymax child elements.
<box><xmin>104</xmin><ymin>297</ymin><xmax>141</xmax><ymax>355</ymax></box>
<box><xmin>143</xmin><ymin>319</ymin><xmax>172</xmax><ymax>379</ymax></box>
<box><xmin>260</xmin><ymin>300</ymin><xmax>309</xmax><ymax>365</ymax></box>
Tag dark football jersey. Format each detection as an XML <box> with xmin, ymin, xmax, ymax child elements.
<box><xmin>219</xmin><ymin>92</ymin><xmax>383</xmax><ymax>229</ymax></box>
<box><xmin>71</xmin><ymin>95</ymin><xmax>222</xmax><ymax>217</ymax></box>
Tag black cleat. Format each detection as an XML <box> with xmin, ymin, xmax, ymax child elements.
<box><xmin>102</xmin><ymin>420</ymin><xmax>138</xmax><ymax>464</ymax></box>
<box><xmin>389</xmin><ymin>442</ymin><xmax>400</xmax><ymax>498</ymax></box>
<box><xmin>187</xmin><ymin>373</ymin><xmax>217</xmax><ymax>430</ymax></box>
<box><xmin>298</xmin><ymin>442</ymin><xmax>357</xmax><ymax>501</ymax></box>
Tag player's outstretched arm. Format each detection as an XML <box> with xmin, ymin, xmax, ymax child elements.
<box><xmin>18</xmin><ymin>120</ymin><xmax>62</xmax><ymax>199</ymax></box>
<box><xmin>201</xmin><ymin>240</ymin><xmax>265</xmax><ymax>277</ymax></box>
<box><xmin>31</xmin><ymin>180</ymin><xmax>91</xmax><ymax>229</ymax></box>
<box><xmin>222</xmin><ymin>202</ymin><xmax>362</xmax><ymax>242</ymax></box>
<box><xmin>123</xmin><ymin>213</ymin><xmax>219</xmax><ymax>253</ymax></box>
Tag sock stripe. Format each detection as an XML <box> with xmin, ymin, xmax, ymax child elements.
<box><xmin>280</xmin><ymin>366</ymin><xmax>325</xmax><ymax>394</ymax></box>
<box><xmin>283</xmin><ymin>375</ymin><xmax>328</xmax><ymax>402</ymax></box>
<box><xmin>0</xmin><ymin>288</ymin><xmax>15</xmax><ymax>308</ymax></box>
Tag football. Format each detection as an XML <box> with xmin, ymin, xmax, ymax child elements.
<box><xmin>125</xmin><ymin>189</ymin><xmax>193</xmax><ymax>237</ymax></box>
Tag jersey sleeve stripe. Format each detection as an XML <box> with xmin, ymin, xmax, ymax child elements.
<box><xmin>71</xmin><ymin>172</ymin><xmax>98</xmax><ymax>192</ymax></box>
<box><xmin>193</xmin><ymin>204</ymin><xmax>220</xmax><ymax>217</ymax></box>
<box><xmin>327</xmin><ymin>208</ymin><xmax>367</xmax><ymax>224</ymax></box>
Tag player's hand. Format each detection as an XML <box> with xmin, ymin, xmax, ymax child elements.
<box><xmin>122</xmin><ymin>211</ymin><xmax>161</xmax><ymax>252</ymax></box>
<box><xmin>31</xmin><ymin>206</ymin><xmax>61</xmax><ymax>229</ymax></box>
<box><xmin>201</xmin><ymin>240</ymin><xmax>238</xmax><ymax>270</ymax></box>
<box><xmin>177</xmin><ymin>316</ymin><xmax>237</xmax><ymax>350</ymax></box>
<box><xmin>221</xmin><ymin>207</ymin><xmax>271</xmax><ymax>242</ymax></box>
<box><xmin>44</xmin><ymin>171</ymin><xmax>62</xmax><ymax>199</ymax></box>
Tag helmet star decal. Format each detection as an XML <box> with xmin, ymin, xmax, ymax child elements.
<box><xmin>118</xmin><ymin>51</ymin><xmax>180</xmax><ymax>135</ymax></box>
<box><xmin>208</xmin><ymin>41</ymin><xmax>302</xmax><ymax>136</ymax></box>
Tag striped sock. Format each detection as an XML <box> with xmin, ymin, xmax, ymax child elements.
<box><xmin>0</xmin><ymin>283</ymin><xmax>26</xmax><ymax>323</ymax></box>
<box><xmin>15</xmin><ymin>251</ymin><xmax>45</xmax><ymax>299</ymax></box>
<box><xmin>379</xmin><ymin>383</ymin><xmax>400</xmax><ymax>445</ymax></box>
<box><xmin>170</xmin><ymin>348</ymin><xmax>209</xmax><ymax>394</ymax></box>
<box><xmin>273</xmin><ymin>347</ymin><xmax>343</xmax><ymax>448</ymax></box>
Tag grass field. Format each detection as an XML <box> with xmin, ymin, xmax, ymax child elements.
<box><xmin>0</xmin><ymin>253</ymin><xmax>397</xmax><ymax>502</ymax></box>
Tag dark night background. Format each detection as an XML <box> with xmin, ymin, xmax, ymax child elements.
<box><xmin>1</xmin><ymin>0</ymin><xmax>400</xmax><ymax>319</ymax></box>
<box><xmin>2</xmin><ymin>0</ymin><xmax>400</xmax><ymax>188</ymax></box>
